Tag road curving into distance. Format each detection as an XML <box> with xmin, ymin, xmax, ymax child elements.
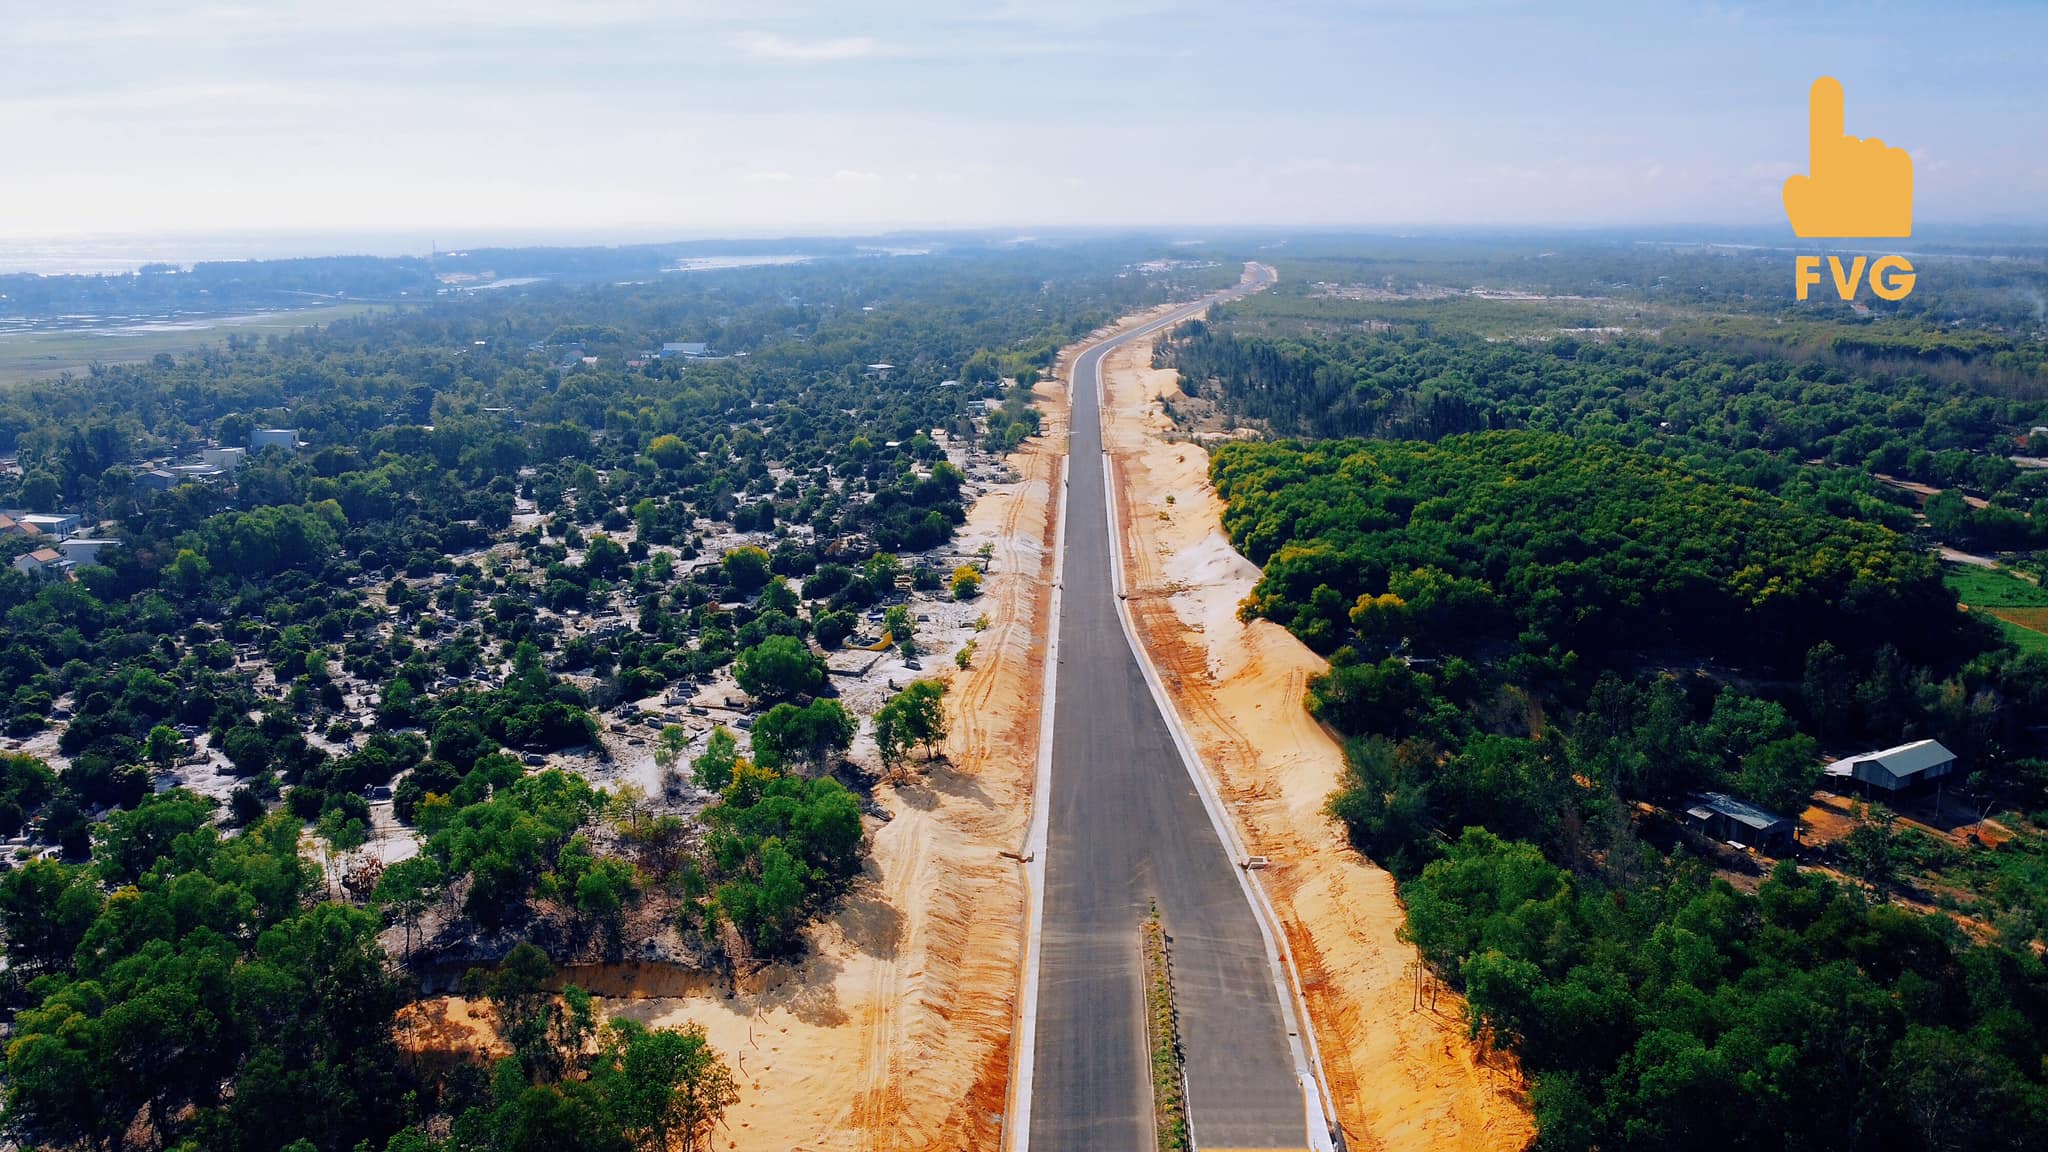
<box><xmin>1024</xmin><ymin>264</ymin><xmax>1320</xmax><ymax>1152</ymax></box>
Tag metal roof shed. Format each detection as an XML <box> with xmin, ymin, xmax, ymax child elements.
<box><xmin>1681</xmin><ymin>792</ymin><xmax>1796</xmax><ymax>854</ymax></box>
<box><xmin>1824</xmin><ymin>739</ymin><xmax>1957</xmax><ymax>792</ymax></box>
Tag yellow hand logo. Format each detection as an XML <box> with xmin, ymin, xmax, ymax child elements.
<box><xmin>1782</xmin><ymin>77</ymin><xmax>1913</xmax><ymax>238</ymax></box>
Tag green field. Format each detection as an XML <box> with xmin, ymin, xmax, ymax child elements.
<box><xmin>1945</xmin><ymin>562</ymin><xmax>2048</xmax><ymax>654</ymax></box>
<box><xmin>0</xmin><ymin>303</ymin><xmax>388</xmax><ymax>385</ymax></box>
<box><xmin>1220</xmin><ymin>279</ymin><xmax>1683</xmax><ymax>341</ymax></box>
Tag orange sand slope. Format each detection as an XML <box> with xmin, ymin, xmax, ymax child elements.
<box><xmin>1098</xmin><ymin>335</ymin><xmax>1536</xmax><ymax>1152</ymax></box>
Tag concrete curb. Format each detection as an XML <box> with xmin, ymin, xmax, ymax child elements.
<box><xmin>1003</xmin><ymin>448</ymin><xmax>1067</xmax><ymax>1152</ymax></box>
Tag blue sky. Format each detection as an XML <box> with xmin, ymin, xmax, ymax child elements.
<box><xmin>1</xmin><ymin>1</ymin><xmax>2043</xmax><ymax>242</ymax></box>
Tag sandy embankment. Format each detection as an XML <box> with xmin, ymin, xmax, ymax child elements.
<box><xmin>1097</xmin><ymin>338</ymin><xmax>1536</xmax><ymax>1151</ymax></box>
<box><xmin>588</xmin><ymin>388</ymin><xmax>1071</xmax><ymax>1150</ymax></box>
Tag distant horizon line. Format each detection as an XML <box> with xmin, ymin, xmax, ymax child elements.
<box><xmin>12</xmin><ymin>219</ymin><xmax>2048</xmax><ymax>241</ymax></box>
<box><xmin>6</xmin><ymin>220</ymin><xmax>2048</xmax><ymax>277</ymax></box>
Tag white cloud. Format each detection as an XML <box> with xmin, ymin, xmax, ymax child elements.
<box><xmin>744</xmin><ymin>170</ymin><xmax>796</xmax><ymax>183</ymax></box>
<box><xmin>830</xmin><ymin>169</ymin><xmax>884</xmax><ymax>184</ymax></box>
<box><xmin>14</xmin><ymin>0</ymin><xmax>685</xmax><ymax>42</ymax></box>
<box><xmin>746</xmin><ymin>35</ymin><xmax>882</xmax><ymax>61</ymax></box>
<box><xmin>964</xmin><ymin>0</ymin><xmax>1184</xmax><ymax>30</ymax></box>
<box><xmin>740</xmin><ymin>30</ymin><xmax>1088</xmax><ymax>61</ymax></box>
<box><xmin>0</xmin><ymin>81</ymin><xmax>324</xmax><ymax>118</ymax></box>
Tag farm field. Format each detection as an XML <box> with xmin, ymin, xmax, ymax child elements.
<box><xmin>0</xmin><ymin>302</ymin><xmax>387</xmax><ymax>384</ymax></box>
<box><xmin>1946</xmin><ymin>563</ymin><xmax>2048</xmax><ymax>654</ymax></box>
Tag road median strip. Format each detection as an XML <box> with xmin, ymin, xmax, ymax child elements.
<box><xmin>1142</xmin><ymin>904</ymin><xmax>1192</xmax><ymax>1152</ymax></box>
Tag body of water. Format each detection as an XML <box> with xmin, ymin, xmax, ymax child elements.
<box><xmin>0</xmin><ymin>233</ymin><xmax>439</xmax><ymax>276</ymax></box>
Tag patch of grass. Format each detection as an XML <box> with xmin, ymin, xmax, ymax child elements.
<box><xmin>0</xmin><ymin>303</ymin><xmax>389</xmax><ymax>385</ymax></box>
<box><xmin>1218</xmin><ymin>284</ymin><xmax>1676</xmax><ymax>341</ymax></box>
<box><xmin>1987</xmin><ymin>612</ymin><xmax>2048</xmax><ymax>655</ymax></box>
<box><xmin>1938</xmin><ymin>822</ymin><xmax>2048</xmax><ymax>946</ymax></box>
<box><xmin>1141</xmin><ymin>904</ymin><xmax>1190</xmax><ymax>1152</ymax></box>
<box><xmin>1946</xmin><ymin>563</ymin><xmax>2048</xmax><ymax>607</ymax></box>
<box><xmin>1945</xmin><ymin>564</ymin><xmax>2048</xmax><ymax>653</ymax></box>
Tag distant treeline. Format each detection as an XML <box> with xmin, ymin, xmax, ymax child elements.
<box><xmin>0</xmin><ymin>256</ymin><xmax>436</xmax><ymax>317</ymax></box>
<box><xmin>1163</xmin><ymin>320</ymin><xmax>2048</xmax><ymax>553</ymax></box>
<box><xmin>0</xmin><ymin>234</ymin><xmax>1221</xmax><ymax>322</ymax></box>
<box><xmin>1259</xmin><ymin>234</ymin><xmax>2048</xmax><ymax>332</ymax></box>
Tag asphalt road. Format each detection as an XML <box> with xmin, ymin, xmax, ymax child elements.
<box><xmin>1029</xmin><ymin>268</ymin><xmax>1307</xmax><ymax>1151</ymax></box>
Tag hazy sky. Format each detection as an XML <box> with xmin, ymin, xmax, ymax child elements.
<box><xmin>2</xmin><ymin>1</ymin><xmax>2044</xmax><ymax>242</ymax></box>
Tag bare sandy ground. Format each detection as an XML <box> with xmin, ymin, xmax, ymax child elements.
<box><xmin>594</xmin><ymin>387</ymin><xmax>1066</xmax><ymax>1150</ymax></box>
<box><xmin>396</xmin><ymin>300</ymin><xmax>1389</xmax><ymax>1148</ymax></box>
<box><xmin>390</xmin><ymin>303</ymin><xmax>1215</xmax><ymax>1150</ymax></box>
<box><xmin>1097</xmin><ymin>337</ymin><xmax>1536</xmax><ymax>1151</ymax></box>
<box><xmin>537</xmin><ymin>312</ymin><xmax>1230</xmax><ymax>1150</ymax></box>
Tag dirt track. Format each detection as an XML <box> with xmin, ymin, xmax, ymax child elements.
<box><xmin>1098</xmin><ymin>338</ymin><xmax>1536</xmax><ymax>1151</ymax></box>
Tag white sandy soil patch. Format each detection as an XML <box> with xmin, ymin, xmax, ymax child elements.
<box><xmin>544</xmin><ymin>359</ymin><xmax>1074</xmax><ymax>1151</ymax></box>
<box><xmin>389</xmin><ymin>300</ymin><xmax>1246</xmax><ymax>1149</ymax></box>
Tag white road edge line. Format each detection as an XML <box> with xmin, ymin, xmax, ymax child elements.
<box><xmin>1099</xmin><ymin>272</ymin><xmax>1341</xmax><ymax>1152</ymax></box>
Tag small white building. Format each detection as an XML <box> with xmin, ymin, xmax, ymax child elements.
<box><xmin>250</xmin><ymin>428</ymin><xmax>299</xmax><ymax>451</ymax></box>
<box><xmin>15</xmin><ymin>513</ymin><xmax>80</xmax><ymax>537</ymax></box>
<box><xmin>202</xmin><ymin>446</ymin><xmax>248</xmax><ymax>472</ymax></box>
<box><xmin>661</xmin><ymin>341</ymin><xmax>710</xmax><ymax>359</ymax></box>
<box><xmin>59</xmin><ymin>538</ymin><xmax>120</xmax><ymax>567</ymax></box>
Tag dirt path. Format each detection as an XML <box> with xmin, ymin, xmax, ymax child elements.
<box><xmin>1097</xmin><ymin>337</ymin><xmax>1536</xmax><ymax>1151</ymax></box>
<box><xmin>1877</xmin><ymin>473</ymin><xmax>1991</xmax><ymax>510</ymax></box>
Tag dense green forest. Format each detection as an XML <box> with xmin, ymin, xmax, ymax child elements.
<box><xmin>1165</xmin><ymin>316</ymin><xmax>2048</xmax><ymax>556</ymax></box>
<box><xmin>1216</xmin><ymin>432</ymin><xmax>1958</xmax><ymax>667</ymax></box>
<box><xmin>1190</xmin><ymin>236</ymin><xmax>2048</xmax><ymax>1150</ymax></box>
<box><xmin>1211</xmin><ymin>432</ymin><xmax>2048</xmax><ymax>1150</ymax></box>
<box><xmin>0</xmin><ymin>241</ymin><xmax>1229</xmax><ymax>1150</ymax></box>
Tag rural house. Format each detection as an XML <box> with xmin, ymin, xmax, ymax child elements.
<box><xmin>11</xmin><ymin>548</ymin><xmax>69</xmax><ymax>580</ymax></box>
<box><xmin>1824</xmin><ymin>738</ymin><xmax>1957</xmax><ymax>793</ymax></box>
<box><xmin>13</xmin><ymin>512</ymin><xmax>79</xmax><ymax>536</ymax></box>
<box><xmin>1681</xmin><ymin>792</ymin><xmax>1796</xmax><ymax>855</ymax></box>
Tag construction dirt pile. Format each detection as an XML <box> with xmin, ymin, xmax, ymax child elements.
<box><xmin>1098</xmin><ymin>336</ymin><xmax>1537</xmax><ymax>1152</ymax></box>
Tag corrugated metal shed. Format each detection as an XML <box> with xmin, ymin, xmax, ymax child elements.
<box><xmin>1682</xmin><ymin>791</ymin><xmax>1795</xmax><ymax>852</ymax></box>
<box><xmin>1824</xmin><ymin>738</ymin><xmax>1956</xmax><ymax>791</ymax></box>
